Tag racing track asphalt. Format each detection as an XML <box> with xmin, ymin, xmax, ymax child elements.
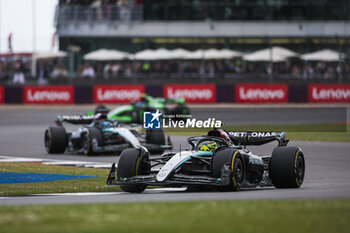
<box><xmin>0</xmin><ymin>105</ymin><xmax>349</xmax><ymax>205</ymax></box>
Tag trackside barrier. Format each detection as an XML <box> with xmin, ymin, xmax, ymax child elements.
<box><xmin>216</xmin><ymin>84</ymin><xmax>235</xmax><ymax>102</ymax></box>
<box><xmin>93</xmin><ymin>85</ymin><xmax>144</xmax><ymax>104</ymax></box>
<box><xmin>235</xmin><ymin>84</ymin><xmax>288</xmax><ymax>103</ymax></box>
<box><xmin>75</xmin><ymin>86</ymin><xmax>93</xmax><ymax>104</ymax></box>
<box><xmin>163</xmin><ymin>84</ymin><xmax>216</xmax><ymax>103</ymax></box>
<box><xmin>4</xmin><ymin>86</ymin><xmax>23</xmax><ymax>104</ymax></box>
<box><xmin>0</xmin><ymin>86</ymin><xmax>4</xmax><ymax>104</ymax></box>
<box><xmin>308</xmin><ymin>84</ymin><xmax>350</xmax><ymax>103</ymax></box>
<box><xmin>1</xmin><ymin>84</ymin><xmax>350</xmax><ymax>104</ymax></box>
<box><xmin>23</xmin><ymin>86</ymin><xmax>74</xmax><ymax>104</ymax></box>
<box><xmin>145</xmin><ymin>84</ymin><xmax>164</xmax><ymax>98</ymax></box>
<box><xmin>288</xmin><ymin>85</ymin><xmax>308</xmax><ymax>103</ymax></box>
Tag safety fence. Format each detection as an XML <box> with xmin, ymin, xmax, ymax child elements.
<box><xmin>1</xmin><ymin>84</ymin><xmax>350</xmax><ymax>104</ymax></box>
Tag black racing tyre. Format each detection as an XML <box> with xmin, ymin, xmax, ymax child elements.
<box><xmin>212</xmin><ymin>148</ymin><xmax>244</xmax><ymax>191</ymax></box>
<box><xmin>146</xmin><ymin>128</ymin><xmax>166</xmax><ymax>154</ymax></box>
<box><xmin>269</xmin><ymin>147</ymin><xmax>305</xmax><ymax>188</ymax></box>
<box><xmin>44</xmin><ymin>126</ymin><xmax>68</xmax><ymax>154</ymax></box>
<box><xmin>117</xmin><ymin>148</ymin><xmax>150</xmax><ymax>193</ymax></box>
<box><xmin>82</xmin><ymin>128</ymin><xmax>103</xmax><ymax>155</ymax></box>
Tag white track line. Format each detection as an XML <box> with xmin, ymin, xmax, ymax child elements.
<box><xmin>0</xmin><ymin>188</ymin><xmax>188</xmax><ymax>199</ymax></box>
<box><xmin>0</xmin><ymin>156</ymin><xmax>111</xmax><ymax>169</ymax></box>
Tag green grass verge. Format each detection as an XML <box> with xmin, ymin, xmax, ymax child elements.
<box><xmin>0</xmin><ymin>163</ymin><xmax>119</xmax><ymax>196</ymax></box>
<box><xmin>164</xmin><ymin>123</ymin><xmax>350</xmax><ymax>142</ymax></box>
<box><xmin>0</xmin><ymin>199</ymin><xmax>349</xmax><ymax>233</ymax></box>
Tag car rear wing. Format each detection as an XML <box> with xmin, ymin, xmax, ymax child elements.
<box><xmin>56</xmin><ymin>115</ymin><xmax>95</xmax><ymax>125</ymax></box>
<box><xmin>228</xmin><ymin>131</ymin><xmax>289</xmax><ymax>146</ymax></box>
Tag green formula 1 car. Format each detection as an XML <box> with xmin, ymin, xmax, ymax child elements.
<box><xmin>93</xmin><ymin>95</ymin><xmax>191</xmax><ymax>124</ymax></box>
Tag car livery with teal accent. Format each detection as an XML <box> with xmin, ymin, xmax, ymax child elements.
<box><xmin>44</xmin><ymin>114</ymin><xmax>171</xmax><ymax>155</ymax></box>
<box><xmin>94</xmin><ymin>95</ymin><xmax>190</xmax><ymax>124</ymax></box>
<box><xmin>107</xmin><ymin>128</ymin><xmax>305</xmax><ymax>193</ymax></box>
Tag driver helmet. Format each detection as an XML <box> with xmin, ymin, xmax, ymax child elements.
<box><xmin>99</xmin><ymin>120</ymin><xmax>113</xmax><ymax>128</ymax></box>
<box><xmin>197</xmin><ymin>140</ymin><xmax>218</xmax><ymax>152</ymax></box>
<box><xmin>141</xmin><ymin>93</ymin><xmax>148</xmax><ymax>102</ymax></box>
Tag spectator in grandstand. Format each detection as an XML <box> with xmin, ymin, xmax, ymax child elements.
<box><xmin>199</xmin><ymin>62</ymin><xmax>205</xmax><ymax>78</ymax></box>
<box><xmin>102</xmin><ymin>0</ymin><xmax>113</xmax><ymax>20</ymax></box>
<box><xmin>80</xmin><ymin>62</ymin><xmax>95</xmax><ymax>78</ymax></box>
<box><xmin>12</xmin><ymin>68</ymin><xmax>25</xmax><ymax>85</ymax></box>
<box><xmin>216</xmin><ymin>60</ymin><xmax>224</xmax><ymax>78</ymax></box>
<box><xmin>51</xmin><ymin>64</ymin><xmax>68</xmax><ymax>79</ymax></box>
<box><xmin>291</xmin><ymin>64</ymin><xmax>301</xmax><ymax>78</ymax></box>
<box><xmin>124</xmin><ymin>64</ymin><xmax>133</xmax><ymax>77</ymax></box>
<box><xmin>118</xmin><ymin>0</ymin><xmax>131</xmax><ymax>21</ymax></box>
<box><xmin>177</xmin><ymin>61</ymin><xmax>184</xmax><ymax>77</ymax></box>
<box><xmin>92</xmin><ymin>0</ymin><xmax>103</xmax><ymax>20</ymax></box>
<box><xmin>266</xmin><ymin>64</ymin><xmax>273</xmax><ymax>76</ymax></box>
<box><xmin>103</xmin><ymin>61</ymin><xmax>113</xmax><ymax>78</ymax></box>
<box><xmin>112</xmin><ymin>62</ymin><xmax>122</xmax><ymax>77</ymax></box>
<box><xmin>302</xmin><ymin>63</ymin><xmax>314</xmax><ymax>79</ymax></box>
<box><xmin>207</xmin><ymin>62</ymin><xmax>215</xmax><ymax>78</ymax></box>
<box><xmin>324</xmin><ymin>66</ymin><xmax>335</xmax><ymax>79</ymax></box>
<box><xmin>142</xmin><ymin>61</ymin><xmax>150</xmax><ymax>74</ymax></box>
<box><xmin>96</xmin><ymin>64</ymin><xmax>104</xmax><ymax>77</ymax></box>
<box><xmin>37</xmin><ymin>61</ymin><xmax>50</xmax><ymax>84</ymax></box>
<box><xmin>133</xmin><ymin>61</ymin><xmax>142</xmax><ymax>75</ymax></box>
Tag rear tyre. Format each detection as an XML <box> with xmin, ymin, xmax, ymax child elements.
<box><xmin>269</xmin><ymin>147</ymin><xmax>305</xmax><ymax>188</ymax></box>
<box><xmin>82</xmin><ymin>128</ymin><xmax>103</xmax><ymax>155</ymax></box>
<box><xmin>146</xmin><ymin>128</ymin><xmax>166</xmax><ymax>154</ymax></box>
<box><xmin>44</xmin><ymin>126</ymin><xmax>68</xmax><ymax>154</ymax></box>
<box><xmin>117</xmin><ymin>148</ymin><xmax>150</xmax><ymax>193</ymax></box>
<box><xmin>212</xmin><ymin>148</ymin><xmax>244</xmax><ymax>191</ymax></box>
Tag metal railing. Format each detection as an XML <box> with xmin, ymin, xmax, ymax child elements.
<box><xmin>55</xmin><ymin>4</ymin><xmax>144</xmax><ymax>26</ymax></box>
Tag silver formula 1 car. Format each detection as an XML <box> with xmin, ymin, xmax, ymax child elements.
<box><xmin>107</xmin><ymin>128</ymin><xmax>305</xmax><ymax>192</ymax></box>
<box><xmin>44</xmin><ymin>114</ymin><xmax>171</xmax><ymax>155</ymax></box>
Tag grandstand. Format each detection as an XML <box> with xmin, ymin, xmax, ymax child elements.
<box><xmin>1</xmin><ymin>0</ymin><xmax>350</xmax><ymax>84</ymax></box>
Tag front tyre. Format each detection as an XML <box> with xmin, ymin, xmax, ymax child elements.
<box><xmin>269</xmin><ymin>147</ymin><xmax>305</xmax><ymax>188</ymax></box>
<box><xmin>146</xmin><ymin>128</ymin><xmax>166</xmax><ymax>154</ymax></box>
<box><xmin>117</xmin><ymin>148</ymin><xmax>150</xmax><ymax>193</ymax></box>
<box><xmin>212</xmin><ymin>148</ymin><xmax>244</xmax><ymax>191</ymax></box>
<box><xmin>44</xmin><ymin>126</ymin><xmax>68</xmax><ymax>154</ymax></box>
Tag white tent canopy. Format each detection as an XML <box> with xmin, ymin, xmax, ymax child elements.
<box><xmin>134</xmin><ymin>48</ymin><xmax>172</xmax><ymax>60</ymax></box>
<box><xmin>133</xmin><ymin>48</ymin><xmax>242</xmax><ymax>60</ymax></box>
<box><xmin>34</xmin><ymin>51</ymin><xmax>67</xmax><ymax>60</ymax></box>
<box><xmin>167</xmin><ymin>48</ymin><xmax>192</xmax><ymax>59</ymax></box>
<box><xmin>243</xmin><ymin>46</ymin><xmax>297</xmax><ymax>62</ymax></box>
<box><xmin>301</xmin><ymin>49</ymin><xmax>346</xmax><ymax>61</ymax></box>
<box><xmin>203</xmin><ymin>48</ymin><xmax>242</xmax><ymax>59</ymax></box>
<box><xmin>84</xmin><ymin>49</ymin><xmax>130</xmax><ymax>61</ymax></box>
<box><xmin>183</xmin><ymin>49</ymin><xmax>205</xmax><ymax>59</ymax></box>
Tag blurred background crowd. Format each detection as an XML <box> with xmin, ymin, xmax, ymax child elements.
<box><xmin>1</xmin><ymin>55</ymin><xmax>349</xmax><ymax>84</ymax></box>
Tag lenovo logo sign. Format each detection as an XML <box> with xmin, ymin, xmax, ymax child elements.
<box><xmin>309</xmin><ymin>84</ymin><xmax>350</xmax><ymax>102</ymax></box>
<box><xmin>164</xmin><ymin>84</ymin><xmax>216</xmax><ymax>103</ymax></box>
<box><xmin>236</xmin><ymin>84</ymin><xmax>288</xmax><ymax>103</ymax></box>
<box><xmin>23</xmin><ymin>86</ymin><xmax>74</xmax><ymax>104</ymax></box>
<box><xmin>0</xmin><ymin>86</ymin><xmax>3</xmax><ymax>104</ymax></box>
<box><xmin>93</xmin><ymin>85</ymin><xmax>144</xmax><ymax>103</ymax></box>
